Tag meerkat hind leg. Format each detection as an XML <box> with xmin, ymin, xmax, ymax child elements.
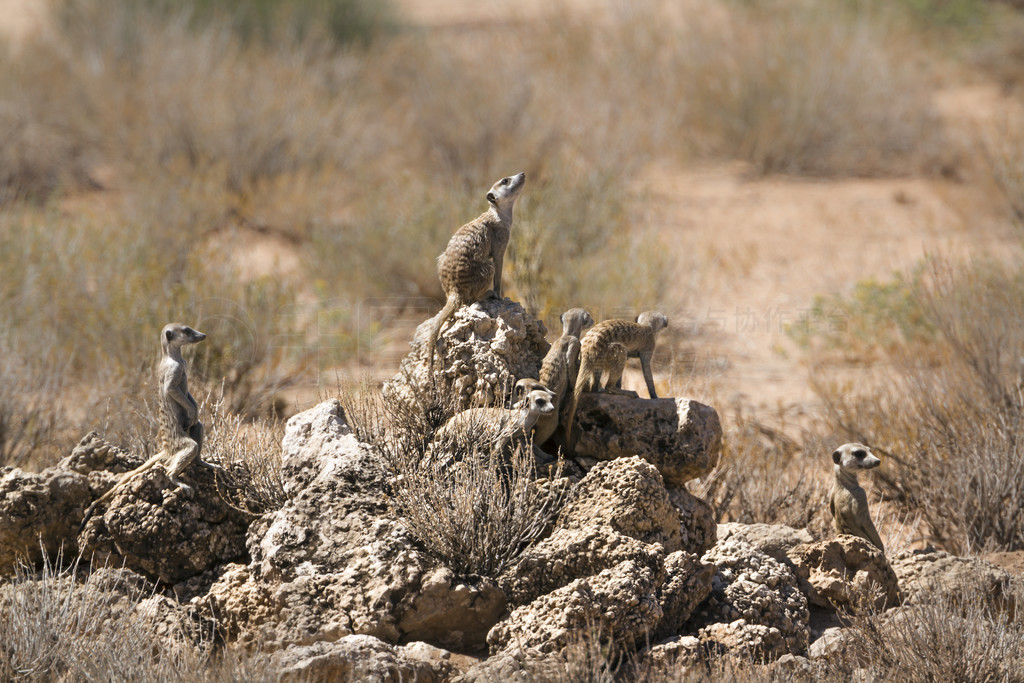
<box><xmin>164</xmin><ymin>440</ymin><xmax>201</xmax><ymax>496</ymax></box>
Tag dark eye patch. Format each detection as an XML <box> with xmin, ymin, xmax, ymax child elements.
<box><xmin>853</xmin><ymin>449</ymin><xmax>867</xmax><ymax>459</ymax></box>
<box><xmin>501</xmin><ymin>178</ymin><xmax>509</xmax><ymax>185</ymax></box>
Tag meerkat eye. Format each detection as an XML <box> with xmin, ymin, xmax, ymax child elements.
<box><xmin>853</xmin><ymin>449</ymin><xmax>867</xmax><ymax>459</ymax></box>
<box><xmin>500</xmin><ymin>177</ymin><xmax>509</xmax><ymax>186</ymax></box>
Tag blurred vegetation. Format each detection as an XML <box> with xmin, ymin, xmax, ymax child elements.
<box><xmin>1</xmin><ymin>0</ymin><xmax>1022</xmax><ymax>469</ymax></box>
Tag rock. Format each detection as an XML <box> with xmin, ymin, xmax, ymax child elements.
<box><xmin>498</xmin><ymin>525</ymin><xmax>664</xmax><ymax>607</ymax></box>
<box><xmin>690</xmin><ymin>538</ymin><xmax>809</xmax><ymax>658</ymax></box>
<box><xmin>699</xmin><ymin>620</ymin><xmax>788</xmax><ymax>662</ymax></box>
<box><xmin>571</xmin><ymin>394</ymin><xmax>721</xmax><ymax>487</ymax></box>
<box><xmin>202</xmin><ymin>401</ymin><xmax>505</xmax><ymax>653</ymax></box>
<box><xmin>787</xmin><ymin>536</ymin><xmax>899</xmax><ymax>612</ymax></box>
<box><xmin>454</xmin><ymin>647</ymin><xmax>563</xmax><ymax>682</ymax></box>
<box><xmin>556</xmin><ymin>456</ymin><xmax>683</xmax><ymax>552</ymax></box>
<box><xmin>890</xmin><ymin>547</ymin><xmax>1012</xmax><ymax>606</ymax></box>
<box><xmin>771</xmin><ymin>653</ymin><xmax>813</xmax><ymax>677</ymax></box>
<box><xmin>640</xmin><ymin>635</ymin><xmax>704</xmax><ymax>676</ymax></box>
<box><xmin>808</xmin><ymin>626</ymin><xmax>849</xmax><ymax>659</ymax></box>
<box><xmin>656</xmin><ymin>550</ymin><xmax>717</xmax><ymax>639</ymax></box>
<box><xmin>718</xmin><ymin>523</ymin><xmax>814</xmax><ymax>564</ymax></box>
<box><xmin>0</xmin><ymin>462</ymin><xmax>92</xmax><ymax>574</ymax></box>
<box><xmin>78</xmin><ymin>451</ymin><xmax>252</xmax><ymax>585</ymax></box>
<box><xmin>487</xmin><ymin>559</ymin><xmax>663</xmax><ymax>654</ymax></box>
<box><xmin>391</xmin><ymin>297</ymin><xmax>549</xmax><ymax>410</ymax></box>
<box><xmin>270</xmin><ymin>635</ymin><xmax>451</xmax><ymax>683</ymax></box>
<box><xmin>668</xmin><ymin>487</ymin><xmax>718</xmax><ymax>555</ymax></box>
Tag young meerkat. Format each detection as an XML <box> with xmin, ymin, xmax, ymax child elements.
<box><xmin>565</xmin><ymin>311</ymin><xmax>669</xmax><ymax>441</ymax></box>
<box><xmin>81</xmin><ymin>323</ymin><xmax>226</xmax><ymax>531</ymax></box>
<box><xmin>524</xmin><ymin>308</ymin><xmax>594</xmax><ymax>450</ymax></box>
<box><xmin>425</xmin><ymin>172</ymin><xmax>526</xmax><ymax>369</ymax></box>
<box><xmin>428</xmin><ymin>386</ymin><xmax>556</xmax><ymax>468</ymax></box>
<box><xmin>829</xmin><ymin>442</ymin><xmax>885</xmax><ymax>553</ymax></box>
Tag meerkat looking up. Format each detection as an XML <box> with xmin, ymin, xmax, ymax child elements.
<box><xmin>829</xmin><ymin>442</ymin><xmax>885</xmax><ymax>553</ymax></box>
<box><xmin>81</xmin><ymin>323</ymin><xmax>226</xmax><ymax>531</ymax></box>
<box><xmin>425</xmin><ymin>172</ymin><xmax>526</xmax><ymax>369</ymax></box>
<box><xmin>566</xmin><ymin>311</ymin><xmax>668</xmax><ymax>442</ymax></box>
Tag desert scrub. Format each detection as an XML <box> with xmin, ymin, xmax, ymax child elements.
<box><xmin>787</xmin><ymin>268</ymin><xmax>936</xmax><ymax>362</ymax></box>
<box><xmin>814</xmin><ymin>256</ymin><xmax>1024</xmax><ymax>554</ymax></box>
<box><xmin>688</xmin><ymin>400</ymin><xmax>833</xmax><ymax>539</ymax></box>
<box><xmin>824</xmin><ymin>580</ymin><xmax>1024</xmax><ymax>681</ymax></box>
<box><xmin>347</xmin><ymin>381</ymin><xmax>567</xmax><ymax>578</ymax></box>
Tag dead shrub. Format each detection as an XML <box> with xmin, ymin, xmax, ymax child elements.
<box><xmin>347</xmin><ymin>380</ymin><xmax>566</xmax><ymax>578</ymax></box>
<box><xmin>816</xmin><ymin>256</ymin><xmax>1024</xmax><ymax>554</ymax></box>
<box><xmin>689</xmin><ymin>401</ymin><xmax>832</xmax><ymax>539</ymax></box>
<box><xmin>825</xmin><ymin>580</ymin><xmax>1024</xmax><ymax>681</ymax></box>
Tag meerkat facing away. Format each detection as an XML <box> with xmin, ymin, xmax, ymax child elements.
<box><xmin>427</xmin><ymin>386</ymin><xmax>556</xmax><ymax>469</ymax></box>
<box><xmin>425</xmin><ymin>172</ymin><xmax>527</xmax><ymax>369</ymax></box>
<box><xmin>565</xmin><ymin>311</ymin><xmax>669</xmax><ymax>442</ymax></box>
<box><xmin>526</xmin><ymin>308</ymin><xmax>594</xmax><ymax>450</ymax></box>
<box><xmin>81</xmin><ymin>323</ymin><xmax>226</xmax><ymax>531</ymax></box>
<box><xmin>829</xmin><ymin>442</ymin><xmax>885</xmax><ymax>553</ymax></box>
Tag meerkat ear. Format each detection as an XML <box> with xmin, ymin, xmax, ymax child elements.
<box><xmin>165</xmin><ymin>329</ymin><xmax>175</xmax><ymax>343</ymax></box>
<box><xmin>832</xmin><ymin>450</ymin><xmax>842</xmax><ymax>464</ymax></box>
<box><xmin>486</xmin><ymin>192</ymin><xmax>497</xmax><ymax>203</ymax></box>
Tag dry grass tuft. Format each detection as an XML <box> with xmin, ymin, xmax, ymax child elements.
<box><xmin>347</xmin><ymin>380</ymin><xmax>566</xmax><ymax>578</ymax></box>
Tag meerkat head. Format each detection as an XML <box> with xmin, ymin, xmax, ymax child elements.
<box><xmin>561</xmin><ymin>308</ymin><xmax>594</xmax><ymax>335</ymax></box>
<box><xmin>525</xmin><ymin>388</ymin><xmax>556</xmax><ymax>416</ymax></box>
<box><xmin>161</xmin><ymin>323</ymin><xmax>207</xmax><ymax>353</ymax></box>
<box><xmin>486</xmin><ymin>172</ymin><xmax>526</xmax><ymax>210</ymax></box>
<box><xmin>832</xmin><ymin>442</ymin><xmax>881</xmax><ymax>473</ymax></box>
<box><xmin>637</xmin><ymin>311</ymin><xmax>669</xmax><ymax>334</ymax></box>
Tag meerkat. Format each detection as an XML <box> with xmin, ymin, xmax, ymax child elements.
<box><xmin>829</xmin><ymin>442</ymin><xmax>885</xmax><ymax>553</ymax></box>
<box><xmin>565</xmin><ymin>311</ymin><xmax>669</xmax><ymax>442</ymax></box>
<box><xmin>425</xmin><ymin>172</ymin><xmax>526</xmax><ymax>369</ymax></box>
<box><xmin>519</xmin><ymin>308</ymin><xmax>594</xmax><ymax>451</ymax></box>
<box><xmin>428</xmin><ymin>386</ymin><xmax>556</xmax><ymax>468</ymax></box>
<box><xmin>81</xmin><ymin>323</ymin><xmax>225</xmax><ymax>531</ymax></box>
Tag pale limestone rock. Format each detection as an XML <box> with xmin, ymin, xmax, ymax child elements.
<box><xmin>572</xmin><ymin>393</ymin><xmax>721</xmax><ymax>486</ymax></box>
<box><xmin>201</xmin><ymin>401</ymin><xmax>504</xmax><ymax>653</ymax></box>
<box><xmin>669</xmin><ymin>487</ymin><xmax>718</xmax><ymax>555</ymax></box>
<box><xmin>890</xmin><ymin>547</ymin><xmax>1012</xmax><ymax>606</ymax></box>
<box><xmin>787</xmin><ymin>536</ymin><xmax>899</xmax><ymax>611</ymax></box>
<box><xmin>487</xmin><ymin>560</ymin><xmax>663</xmax><ymax>654</ymax></box>
<box><xmin>691</xmin><ymin>538</ymin><xmax>809</xmax><ymax>658</ymax></box>
<box><xmin>270</xmin><ymin>635</ymin><xmax>451</xmax><ymax>683</ymax></box>
<box><xmin>392</xmin><ymin>297</ymin><xmax>549</xmax><ymax>410</ymax></box>
<box><xmin>718</xmin><ymin>523</ymin><xmax>814</xmax><ymax>564</ymax></box>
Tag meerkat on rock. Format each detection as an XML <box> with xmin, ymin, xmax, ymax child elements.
<box><xmin>428</xmin><ymin>385</ymin><xmax>556</xmax><ymax>468</ymax></box>
<box><xmin>425</xmin><ymin>172</ymin><xmax>526</xmax><ymax>369</ymax></box>
<box><xmin>566</xmin><ymin>311</ymin><xmax>669</xmax><ymax>441</ymax></box>
<box><xmin>829</xmin><ymin>442</ymin><xmax>885</xmax><ymax>553</ymax></box>
<box><xmin>519</xmin><ymin>308</ymin><xmax>594</xmax><ymax>453</ymax></box>
<box><xmin>81</xmin><ymin>323</ymin><xmax>226</xmax><ymax>530</ymax></box>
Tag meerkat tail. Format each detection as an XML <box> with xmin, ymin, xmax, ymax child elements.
<box><xmin>78</xmin><ymin>452</ymin><xmax>165</xmax><ymax>532</ymax></box>
<box><xmin>427</xmin><ymin>292</ymin><xmax>461</xmax><ymax>370</ymax></box>
<box><xmin>565</xmin><ymin>357</ymin><xmax>591</xmax><ymax>443</ymax></box>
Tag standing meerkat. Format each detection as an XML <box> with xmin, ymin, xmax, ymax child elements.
<box><xmin>428</xmin><ymin>386</ymin><xmax>556</xmax><ymax>467</ymax></box>
<box><xmin>829</xmin><ymin>443</ymin><xmax>885</xmax><ymax>553</ymax></box>
<box><xmin>81</xmin><ymin>323</ymin><xmax>225</xmax><ymax>530</ymax></box>
<box><xmin>566</xmin><ymin>311</ymin><xmax>668</xmax><ymax>442</ymax></box>
<box><xmin>519</xmin><ymin>308</ymin><xmax>594</xmax><ymax>451</ymax></box>
<box><xmin>425</xmin><ymin>172</ymin><xmax>526</xmax><ymax>369</ymax></box>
